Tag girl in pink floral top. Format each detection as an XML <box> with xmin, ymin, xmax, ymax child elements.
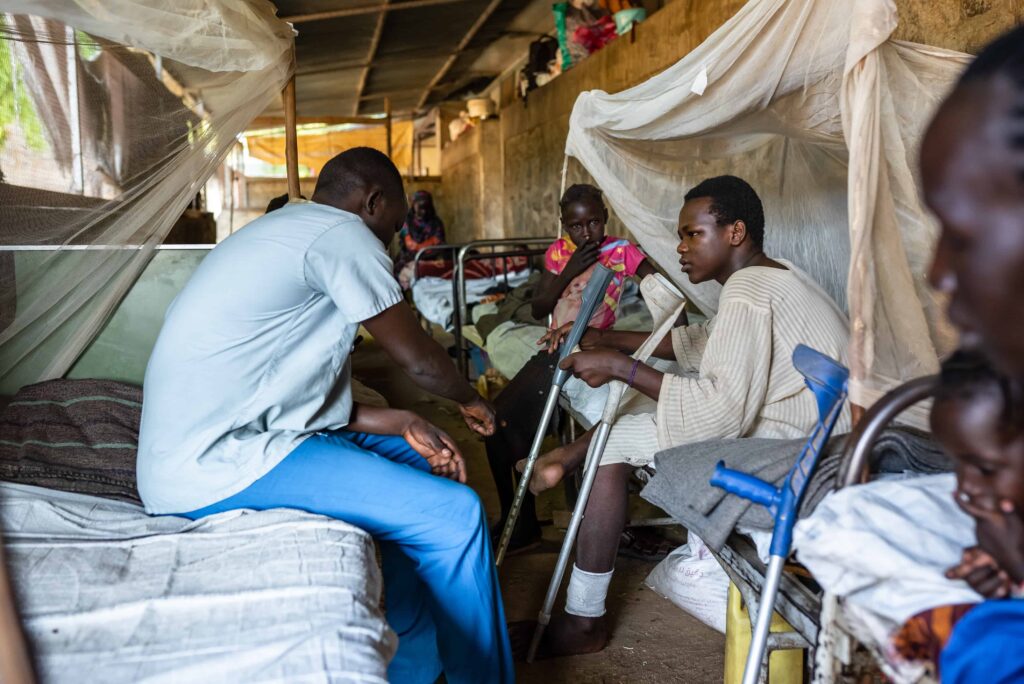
<box><xmin>545</xmin><ymin>235</ymin><xmax>649</xmax><ymax>329</ymax></box>
<box><xmin>485</xmin><ymin>184</ymin><xmax>653</xmax><ymax>552</ymax></box>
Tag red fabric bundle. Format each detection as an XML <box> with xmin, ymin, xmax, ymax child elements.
<box><xmin>572</xmin><ymin>15</ymin><xmax>617</xmax><ymax>55</ymax></box>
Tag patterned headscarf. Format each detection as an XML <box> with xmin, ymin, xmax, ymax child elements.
<box><xmin>403</xmin><ymin>190</ymin><xmax>445</xmax><ymax>245</ymax></box>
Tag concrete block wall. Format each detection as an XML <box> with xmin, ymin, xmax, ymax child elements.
<box><xmin>893</xmin><ymin>0</ymin><xmax>1021</xmax><ymax>53</ymax></box>
<box><xmin>500</xmin><ymin>0</ymin><xmax>746</xmax><ymax>240</ymax></box>
<box><xmin>439</xmin><ymin>119</ymin><xmax>503</xmax><ymax>244</ymax></box>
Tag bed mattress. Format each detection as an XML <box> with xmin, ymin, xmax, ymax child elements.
<box><xmin>412</xmin><ymin>270</ymin><xmax>531</xmax><ymax>330</ymax></box>
<box><xmin>0</xmin><ymin>482</ymin><xmax>394</xmax><ymax>683</ymax></box>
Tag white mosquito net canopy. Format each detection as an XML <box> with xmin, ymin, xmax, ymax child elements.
<box><xmin>0</xmin><ymin>1</ymin><xmax>293</xmax><ymax>395</ymax></box>
<box><xmin>565</xmin><ymin>0</ymin><xmax>970</xmax><ymax>414</ymax></box>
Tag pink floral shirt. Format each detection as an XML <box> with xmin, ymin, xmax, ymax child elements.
<box><xmin>544</xmin><ymin>235</ymin><xmax>647</xmax><ymax>330</ymax></box>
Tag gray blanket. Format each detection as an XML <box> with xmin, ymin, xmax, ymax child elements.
<box><xmin>0</xmin><ymin>378</ymin><xmax>142</xmax><ymax>502</ymax></box>
<box><xmin>641</xmin><ymin>427</ymin><xmax>949</xmax><ymax>552</ymax></box>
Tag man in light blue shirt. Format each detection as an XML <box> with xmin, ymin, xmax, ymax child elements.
<box><xmin>138</xmin><ymin>147</ymin><xmax>512</xmax><ymax>683</ymax></box>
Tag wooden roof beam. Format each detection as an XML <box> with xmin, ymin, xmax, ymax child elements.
<box><xmin>353</xmin><ymin>0</ymin><xmax>389</xmax><ymax>116</ymax></box>
<box><xmin>248</xmin><ymin>115</ymin><xmax>386</xmax><ymax>130</ymax></box>
<box><xmin>297</xmin><ymin>50</ymin><xmax>459</xmax><ymax>77</ymax></box>
<box><xmin>282</xmin><ymin>0</ymin><xmax>467</xmax><ymax>24</ymax></box>
<box><xmin>416</xmin><ymin>0</ymin><xmax>502</xmax><ymax>110</ymax></box>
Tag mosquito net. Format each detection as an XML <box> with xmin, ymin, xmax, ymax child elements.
<box><xmin>0</xmin><ymin>1</ymin><xmax>293</xmax><ymax>395</ymax></box>
<box><xmin>564</xmin><ymin>0</ymin><xmax>969</xmax><ymax>416</ymax></box>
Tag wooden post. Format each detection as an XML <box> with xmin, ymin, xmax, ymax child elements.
<box><xmin>408</xmin><ymin>115</ymin><xmax>416</xmax><ymax>179</ymax></box>
<box><xmin>282</xmin><ymin>76</ymin><xmax>300</xmax><ymax>199</ymax></box>
<box><xmin>435</xmin><ymin>107</ymin><xmax>443</xmax><ymax>172</ymax></box>
<box><xmin>385</xmin><ymin>97</ymin><xmax>393</xmax><ymax>160</ymax></box>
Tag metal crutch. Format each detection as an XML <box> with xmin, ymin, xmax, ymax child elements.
<box><xmin>527</xmin><ymin>275</ymin><xmax>687</xmax><ymax>661</ymax></box>
<box><xmin>495</xmin><ymin>263</ymin><xmax>615</xmax><ymax>566</ymax></box>
<box><xmin>709</xmin><ymin>345</ymin><xmax>849</xmax><ymax>684</ymax></box>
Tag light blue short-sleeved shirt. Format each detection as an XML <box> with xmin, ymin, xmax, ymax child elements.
<box><xmin>137</xmin><ymin>202</ymin><xmax>403</xmax><ymax>514</ymax></box>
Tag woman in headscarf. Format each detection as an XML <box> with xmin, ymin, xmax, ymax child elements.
<box><xmin>395</xmin><ymin>190</ymin><xmax>446</xmax><ymax>289</ymax></box>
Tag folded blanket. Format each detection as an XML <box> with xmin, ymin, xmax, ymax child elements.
<box><xmin>0</xmin><ymin>379</ymin><xmax>142</xmax><ymax>503</ymax></box>
<box><xmin>641</xmin><ymin>427</ymin><xmax>948</xmax><ymax>552</ymax></box>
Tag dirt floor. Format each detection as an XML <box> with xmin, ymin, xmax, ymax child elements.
<box><xmin>353</xmin><ymin>330</ymin><xmax>725</xmax><ymax>683</ymax></box>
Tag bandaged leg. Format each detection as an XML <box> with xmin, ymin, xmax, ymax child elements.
<box><xmin>565</xmin><ymin>565</ymin><xmax>614</xmax><ymax>617</ymax></box>
<box><xmin>562</xmin><ymin>415</ymin><xmax>660</xmax><ymax>616</ymax></box>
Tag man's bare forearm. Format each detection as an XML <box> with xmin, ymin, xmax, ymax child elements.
<box><xmin>363</xmin><ymin>302</ymin><xmax>478</xmax><ymax>405</ymax></box>
<box><xmin>347</xmin><ymin>403</ymin><xmax>417</xmax><ymax>435</ymax></box>
<box><xmin>586</xmin><ymin>329</ymin><xmax>674</xmax><ymax>359</ymax></box>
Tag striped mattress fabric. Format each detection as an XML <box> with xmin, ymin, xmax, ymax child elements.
<box><xmin>0</xmin><ymin>379</ymin><xmax>142</xmax><ymax>503</ymax></box>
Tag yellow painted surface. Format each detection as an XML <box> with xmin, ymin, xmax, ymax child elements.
<box><xmin>724</xmin><ymin>583</ymin><xmax>804</xmax><ymax>684</ymax></box>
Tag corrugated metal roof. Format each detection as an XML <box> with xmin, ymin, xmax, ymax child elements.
<box><xmin>272</xmin><ymin>0</ymin><xmax>536</xmax><ymax>116</ymax></box>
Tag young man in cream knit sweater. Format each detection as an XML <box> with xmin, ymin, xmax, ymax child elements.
<box><xmin>517</xmin><ymin>175</ymin><xmax>850</xmax><ymax>658</ymax></box>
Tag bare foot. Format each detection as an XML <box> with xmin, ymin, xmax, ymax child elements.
<box><xmin>508</xmin><ymin>613</ymin><xmax>609</xmax><ymax>661</ymax></box>
<box><xmin>516</xmin><ymin>450</ymin><xmax>568</xmax><ymax>495</ymax></box>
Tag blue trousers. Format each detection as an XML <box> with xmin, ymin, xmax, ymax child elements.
<box><xmin>184</xmin><ymin>430</ymin><xmax>514</xmax><ymax>684</ymax></box>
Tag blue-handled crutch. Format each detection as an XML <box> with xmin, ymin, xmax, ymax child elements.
<box><xmin>709</xmin><ymin>344</ymin><xmax>848</xmax><ymax>684</ymax></box>
<box><xmin>495</xmin><ymin>263</ymin><xmax>615</xmax><ymax>566</ymax></box>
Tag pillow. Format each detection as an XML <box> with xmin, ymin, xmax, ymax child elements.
<box><xmin>0</xmin><ymin>379</ymin><xmax>142</xmax><ymax>503</ymax></box>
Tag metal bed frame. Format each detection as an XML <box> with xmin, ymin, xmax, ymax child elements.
<box><xmin>409</xmin><ymin>237</ymin><xmax>556</xmax><ymax>376</ymax></box>
<box><xmin>812</xmin><ymin>375</ymin><xmax>939</xmax><ymax>683</ymax></box>
<box><xmin>705</xmin><ymin>376</ymin><xmax>939</xmax><ymax>683</ymax></box>
<box><xmin>450</xmin><ymin>237</ymin><xmax>555</xmax><ymax>377</ymax></box>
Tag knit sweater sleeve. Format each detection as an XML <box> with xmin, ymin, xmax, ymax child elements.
<box><xmin>656</xmin><ymin>299</ymin><xmax>772</xmax><ymax>446</ymax></box>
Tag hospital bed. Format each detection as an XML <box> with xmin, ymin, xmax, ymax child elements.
<box><xmin>409</xmin><ymin>237</ymin><xmax>555</xmax><ymax>377</ymax></box>
<box><xmin>409</xmin><ymin>238</ymin><xmax>551</xmax><ymax>340</ymax></box>
<box><xmin>452</xmin><ymin>239</ymin><xmax>555</xmax><ymax>377</ymax></box>
<box><xmin>1</xmin><ymin>245</ymin><xmax>396</xmax><ymax>683</ymax></box>
<box><xmin>810</xmin><ymin>377</ymin><xmax>944</xmax><ymax>683</ymax></box>
<box><xmin>708</xmin><ymin>377</ymin><xmax>941</xmax><ymax>683</ymax></box>
<box><xmin>1</xmin><ymin>482</ymin><xmax>394</xmax><ymax>683</ymax></box>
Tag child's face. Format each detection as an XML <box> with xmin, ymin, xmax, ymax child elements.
<box><xmin>932</xmin><ymin>393</ymin><xmax>1024</xmax><ymax>514</ymax></box>
<box><xmin>561</xmin><ymin>199</ymin><xmax>607</xmax><ymax>248</ymax></box>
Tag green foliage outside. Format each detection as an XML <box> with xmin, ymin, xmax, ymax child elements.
<box><xmin>75</xmin><ymin>30</ymin><xmax>101</xmax><ymax>62</ymax></box>
<box><xmin>0</xmin><ymin>29</ymin><xmax>49</xmax><ymax>154</ymax></box>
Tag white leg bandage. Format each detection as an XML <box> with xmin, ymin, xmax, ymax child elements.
<box><xmin>564</xmin><ymin>564</ymin><xmax>613</xmax><ymax>618</ymax></box>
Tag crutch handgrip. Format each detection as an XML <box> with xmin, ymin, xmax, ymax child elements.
<box><xmin>709</xmin><ymin>462</ymin><xmax>780</xmax><ymax>512</ymax></box>
<box><xmin>551</xmin><ymin>264</ymin><xmax>614</xmax><ymax>386</ymax></box>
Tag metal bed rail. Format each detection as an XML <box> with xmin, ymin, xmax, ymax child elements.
<box><xmin>706</xmin><ymin>375</ymin><xmax>939</xmax><ymax>683</ymax></box>
<box><xmin>451</xmin><ymin>237</ymin><xmax>556</xmax><ymax>377</ymax></box>
<box><xmin>408</xmin><ymin>244</ymin><xmax>460</xmax><ymax>338</ymax></box>
<box><xmin>837</xmin><ymin>375</ymin><xmax>939</xmax><ymax>488</ymax></box>
<box><xmin>409</xmin><ymin>243</ymin><xmax>459</xmax><ymax>287</ymax></box>
<box><xmin>812</xmin><ymin>374</ymin><xmax>939</xmax><ymax>682</ymax></box>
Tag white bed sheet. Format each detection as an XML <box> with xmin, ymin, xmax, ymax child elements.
<box><xmin>794</xmin><ymin>474</ymin><xmax>979</xmax><ymax>628</ymax></box>
<box><xmin>793</xmin><ymin>474</ymin><xmax>980</xmax><ymax>681</ymax></box>
<box><xmin>412</xmin><ymin>270</ymin><xmax>531</xmax><ymax>330</ymax></box>
<box><xmin>0</xmin><ymin>482</ymin><xmax>395</xmax><ymax>684</ymax></box>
